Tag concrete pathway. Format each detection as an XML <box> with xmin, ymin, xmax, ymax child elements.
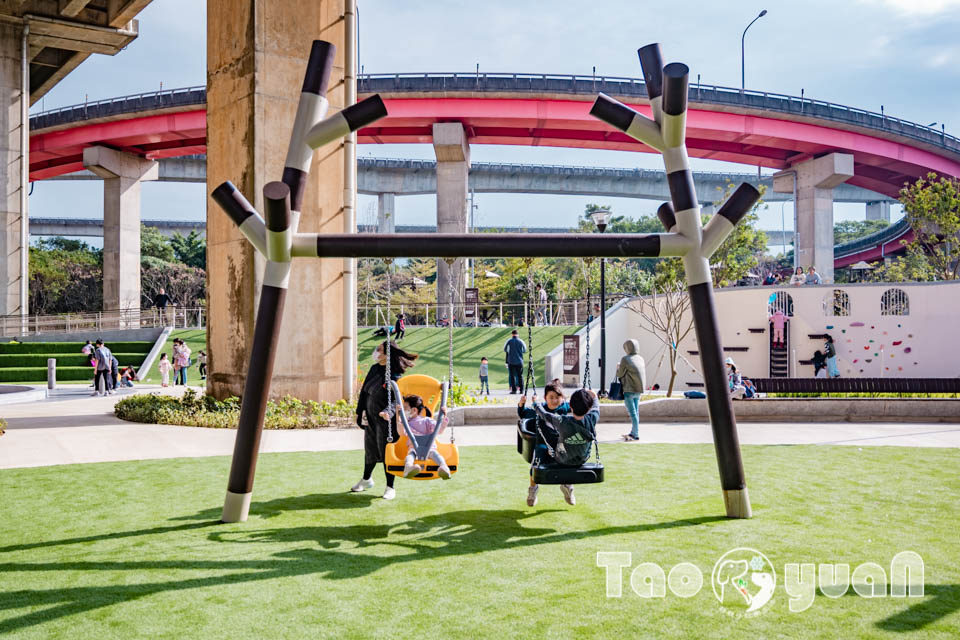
<box><xmin>1</xmin><ymin>386</ymin><xmax>958</xmax><ymax>470</ymax></box>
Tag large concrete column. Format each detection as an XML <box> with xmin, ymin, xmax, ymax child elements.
<box><xmin>377</xmin><ymin>193</ymin><xmax>395</xmax><ymax>233</ymax></box>
<box><xmin>866</xmin><ymin>200</ymin><xmax>891</xmax><ymax>222</ymax></box>
<box><xmin>83</xmin><ymin>147</ymin><xmax>158</xmax><ymax>323</ymax></box>
<box><xmin>433</xmin><ymin>123</ymin><xmax>469</xmax><ymax>315</ymax></box>
<box><xmin>207</xmin><ymin>1</ymin><xmax>347</xmax><ymax>401</ymax></box>
<box><xmin>0</xmin><ymin>23</ymin><xmax>27</xmax><ymax>318</ymax></box>
<box><xmin>774</xmin><ymin>153</ymin><xmax>854</xmax><ymax>283</ymax></box>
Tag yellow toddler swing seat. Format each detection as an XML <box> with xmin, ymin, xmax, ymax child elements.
<box><xmin>384</xmin><ymin>374</ymin><xmax>459</xmax><ymax>480</ymax></box>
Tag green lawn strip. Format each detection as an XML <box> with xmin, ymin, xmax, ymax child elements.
<box><xmin>137</xmin><ymin>329</ymin><xmax>207</xmax><ymax>385</ymax></box>
<box><xmin>359</xmin><ymin>326</ymin><xmax>571</xmax><ymax>390</ymax></box>
<box><xmin>0</xmin><ymin>444</ymin><xmax>957</xmax><ymax>638</ymax></box>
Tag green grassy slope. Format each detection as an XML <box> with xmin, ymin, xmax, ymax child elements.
<box><xmin>359</xmin><ymin>326</ymin><xmax>572</xmax><ymax>390</ymax></box>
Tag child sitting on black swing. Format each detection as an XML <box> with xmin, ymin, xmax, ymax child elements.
<box><xmin>530</xmin><ymin>387</ymin><xmax>600</xmax><ymax>507</ymax></box>
<box><xmin>381</xmin><ymin>394</ymin><xmax>451</xmax><ymax>479</ymax></box>
<box><xmin>518</xmin><ymin>379</ymin><xmax>570</xmax><ymax>506</ymax></box>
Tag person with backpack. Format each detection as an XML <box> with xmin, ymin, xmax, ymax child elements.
<box><xmin>91</xmin><ymin>340</ymin><xmax>113</xmax><ymax>396</ymax></box>
<box><xmin>616</xmin><ymin>339</ymin><xmax>647</xmax><ymax>442</ymax></box>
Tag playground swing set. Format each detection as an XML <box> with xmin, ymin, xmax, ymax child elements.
<box><xmin>212</xmin><ymin>39</ymin><xmax>761</xmax><ymax>524</ymax></box>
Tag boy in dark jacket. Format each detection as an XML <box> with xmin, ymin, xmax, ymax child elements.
<box><xmin>531</xmin><ymin>388</ymin><xmax>599</xmax><ymax>506</ymax></box>
<box><xmin>519</xmin><ymin>380</ymin><xmax>570</xmax><ymax>507</ymax></box>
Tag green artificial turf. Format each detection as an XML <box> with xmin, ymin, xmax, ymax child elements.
<box><xmin>359</xmin><ymin>326</ymin><xmax>571</xmax><ymax>389</ymax></box>
<box><xmin>137</xmin><ymin>329</ymin><xmax>207</xmax><ymax>385</ymax></box>
<box><xmin>0</xmin><ymin>444</ymin><xmax>957</xmax><ymax>638</ymax></box>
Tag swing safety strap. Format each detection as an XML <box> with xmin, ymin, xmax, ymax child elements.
<box><xmin>391</xmin><ymin>379</ymin><xmax>450</xmax><ymax>460</ymax></box>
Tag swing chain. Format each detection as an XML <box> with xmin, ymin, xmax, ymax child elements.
<box><xmin>443</xmin><ymin>257</ymin><xmax>456</xmax><ymax>444</ymax></box>
<box><xmin>582</xmin><ymin>258</ymin><xmax>592</xmax><ymax>390</ymax></box>
<box><xmin>523</xmin><ymin>259</ymin><xmax>535</xmax><ymax>397</ymax></box>
<box><xmin>383</xmin><ymin>258</ymin><xmax>394</xmax><ymax>444</ymax></box>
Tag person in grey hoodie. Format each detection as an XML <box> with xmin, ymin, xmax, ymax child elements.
<box><xmin>616</xmin><ymin>339</ymin><xmax>647</xmax><ymax>441</ymax></box>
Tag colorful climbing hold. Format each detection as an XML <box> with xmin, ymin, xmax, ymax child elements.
<box><xmin>892</xmin><ymin>340</ymin><xmax>902</xmax><ymax>346</ymax></box>
<box><xmin>851</xmin><ymin>322</ymin><xmax>865</xmax><ymax>327</ymax></box>
<box><xmin>904</xmin><ymin>347</ymin><xmax>912</xmax><ymax>354</ymax></box>
<box><xmin>826</xmin><ymin>325</ymin><xmax>834</xmax><ymax>330</ymax></box>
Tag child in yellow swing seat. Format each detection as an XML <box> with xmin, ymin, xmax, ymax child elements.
<box><xmin>381</xmin><ymin>394</ymin><xmax>451</xmax><ymax>479</ymax></box>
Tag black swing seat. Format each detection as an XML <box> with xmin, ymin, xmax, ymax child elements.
<box><xmin>517</xmin><ymin>419</ymin><xmax>605</xmax><ymax>485</ymax></box>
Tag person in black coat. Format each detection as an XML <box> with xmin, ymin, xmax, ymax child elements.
<box><xmin>352</xmin><ymin>340</ymin><xmax>419</xmax><ymax>500</ymax></box>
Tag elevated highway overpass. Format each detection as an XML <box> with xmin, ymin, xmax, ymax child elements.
<box><xmin>26</xmin><ymin>74</ymin><xmax>960</xmax><ymax>277</ymax></box>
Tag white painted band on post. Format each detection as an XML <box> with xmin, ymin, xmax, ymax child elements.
<box><xmin>662</xmin><ymin>146</ymin><xmax>690</xmax><ymax>174</ymax></box>
<box><xmin>682</xmin><ymin>253</ymin><xmax>712</xmax><ymax>286</ymax></box>
<box><xmin>285</xmin><ymin>93</ymin><xmax>330</xmax><ymax>172</ymax></box>
<box><xmin>222</xmin><ymin>490</ymin><xmax>253</xmax><ymax>523</ymax></box>
<box><xmin>263</xmin><ymin>260</ymin><xmax>291</xmax><ymax>289</ymax></box>
<box><xmin>625</xmin><ymin>113</ymin><xmax>665</xmax><ymax>152</ymax></box>
<box><xmin>238</xmin><ymin>215</ymin><xmax>267</xmax><ymax>256</ymax></box>
<box><xmin>700</xmin><ymin>214</ymin><xmax>736</xmax><ymax>259</ymax></box>
<box><xmin>658</xmin><ymin>232</ymin><xmax>695</xmax><ymax>257</ymax></box>
<box><xmin>723</xmin><ymin>487</ymin><xmax>752</xmax><ymax>519</ymax></box>
<box><xmin>291</xmin><ymin>234</ymin><xmax>319</xmax><ymax>258</ymax></box>
<box><xmin>266</xmin><ymin>228</ymin><xmax>292</xmax><ymax>263</ymax></box>
<box><xmin>661</xmin><ymin>111</ymin><xmax>686</xmax><ymax>149</ymax></box>
<box><xmin>674</xmin><ymin>206</ymin><xmax>703</xmax><ymax>247</ymax></box>
<box><xmin>650</xmin><ymin>95</ymin><xmax>663</xmax><ymax>126</ymax></box>
<box><xmin>305</xmin><ymin>112</ymin><xmax>351</xmax><ymax>150</ymax></box>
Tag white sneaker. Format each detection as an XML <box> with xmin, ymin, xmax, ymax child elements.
<box><xmin>561</xmin><ymin>484</ymin><xmax>576</xmax><ymax>506</ymax></box>
<box><xmin>350</xmin><ymin>478</ymin><xmax>374</xmax><ymax>492</ymax></box>
<box><xmin>526</xmin><ymin>484</ymin><xmax>539</xmax><ymax>507</ymax></box>
<box><xmin>382</xmin><ymin>486</ymin><xmax>396</xmax><ymax>500</ymax></box>
<box><xmin>437</xmin><ymin>464</ymin><xmax>451</xmax><ymax>480</ymax></box>
<box><xmin>403</xmin><ymin>462</ymin><xmax>422</xmax><ymax>478</ymax></box>
<box><xmin>91</xmin><ymin>391</ymin><xmax>101</xmax><ymax>397</ymax></box>
<box><xmin>107</xmin><ymin>390</ymin><xmax>116</xmax><ymax>395</ymax></box>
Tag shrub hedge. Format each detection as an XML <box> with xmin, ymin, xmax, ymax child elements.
<box><xmin>0</xmin><ymin>341</ymin><xmax>153</xmax><ymax>354</ymax></box>
<box><xmin>0</xmin><ymin>353</ymin><xmax>148</xmax><ymax>368</ymax></box>
<box><xmin>114</xmin><ymin>389</ymin><xmax>356</xmax><ymax>429</ymax></box>
<box><xmin>0</xmin><ymin>367</ymin><xmax>99</xmax><ymax>382</ymax></box>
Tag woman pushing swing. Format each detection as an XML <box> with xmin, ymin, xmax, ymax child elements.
<box><xmin>353</xmin><ymin>340</ymin><xmax>419</xmax><ymax>500</ymax></box>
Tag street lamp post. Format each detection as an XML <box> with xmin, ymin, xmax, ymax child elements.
<box><xmin>741</xmin><ymin>9</ymin><xmax>767</xmax><ymax>91</ymax></box>
<box><xmin>590</xmin><ymin>208</ymin><xmax>609</xmax><ymax>397</ymax></box>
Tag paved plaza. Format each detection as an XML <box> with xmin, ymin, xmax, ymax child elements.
<box><xmin>1</xmin><ymin>387</ymin><xmax>957</xmax><ymax>470</ymax></box>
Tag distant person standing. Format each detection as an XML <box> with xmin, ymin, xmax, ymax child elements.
<box><xmin>805</xmin><ymin>266</ymin><xmax>822</xmax><ymax>285</ymax></box>
<box><xmin>824</xmin><ymin>334</ymin><xmax>840</xmax><ymax>378</ymax></box>
<box><xmin>174</xmin><ymin>339</ymin><xmax>192</xmax><ymax>385</ymax></box>
<box><xmin>154</xmin><ymin>288</ymin><xmax>171</xmax><ymax>325</ymax></box>
<box><xmin>92</xmin><ymin>340</ymin><xmax>113</xmax><ymax>396</ymax></box>
<box><xmin>478</xmin><ymin>357</ymin><xmax>490</xmax><ymax>396</ymax></box>
<box><xmin>158</xmin><ymin>353</ymin><xmax>172</xmax><ymax>387</ymax></box>
<box><xmin>392</xmin><ymin>313</ymin><xmax>406</xmax><ymax>340</ymax></box>
<box><xmin>617</xmin><ymin>339</ymin><xmax>647</xmax><ymax>442</ymax></box>
<box><xmin>197</xmin><ymin>350</ymin><xmax>207</xmax><ymax>380</ymax></box>
<box><xmin>503</xmin><ymin>329</ymin><xmax>527</xmax><ymax>394</ymax></box>
<box><xmin>535</xmin><ymin>284</ymin><xmax>549</xmax><ymax>326</ymax></box>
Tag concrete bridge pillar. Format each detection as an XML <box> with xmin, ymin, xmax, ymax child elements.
<box><xmin>83</xmin><ymin>146</ymin><xmax>159</xmax><ymax>326</ymax></box>
<box><xmin>0</xmin><ymin>23</ymin><xmax>28</xmax><ymax>318</ymax></box>
<box><xmin>377</xmin><ymin>193</ymin><xmax>396</xmax><ymax>233</ymax></box>
<box><xmin>774</xmin><ymin>153</ymin><xmax>854</xmax><ymax>283</ymax></box>
<box><xmin>866</xmin><ymin>200</ymin><xmax>891</xmax><ymax>222</ymax></box>
<box><xmin>433</xmin><ymin>123</ymin><xmax>469</xmax><ymax>316</ymax></box>
<box><xmin>207</xmin><ymin>0</ymin><xmax>348</xmax><ymax>401</ymax></box>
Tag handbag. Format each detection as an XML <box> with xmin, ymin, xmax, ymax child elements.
<box><xmin>607</xmin><ymin>378</ymin><xmax>624</xmax><ymax>401</ymax></box>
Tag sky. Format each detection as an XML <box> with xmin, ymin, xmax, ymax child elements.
<box><xmin>29</xmin><ymin>0</ymin><xmax>960</xmax><ymax>244</ymax></box>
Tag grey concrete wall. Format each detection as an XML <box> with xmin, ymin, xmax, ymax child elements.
<box><xmin>0</xmin><ymin>22</ymin><xmax>27</xmax><ymax>317</ymax></box>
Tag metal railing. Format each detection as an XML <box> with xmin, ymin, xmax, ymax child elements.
<box><xmin>358</xmin><ymin>299</ymin><xmax>610</xmax><ymax>329</ymax></box>
<box><xmin>0</xmin><ymin>307</ymin><xmax>206</xmax><ymax>338</ymax></box>
<box><xmin>29</xmin><ymin>75</ymin><xmax>958</xmax><ymax>155</ymax></box>
<box><xmin>833</xmin><ymin>217</ymin><xmax>912</xmax><ymax>258</ymax></box>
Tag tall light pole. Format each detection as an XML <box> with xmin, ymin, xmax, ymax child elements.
<box><xmin>590</xmin><ymin>207</ymin><xmax>609</xmax><ymax>397</ymax></box>
<box><xmin>741</xmin><ymin>9</ymin><xmax>767</xmax><ymax>91</ymax></box>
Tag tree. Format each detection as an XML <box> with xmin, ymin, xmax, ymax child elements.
<box><xmin>140</xmin><ymin>257</ymin><xmax>206</xmax><ymax>308</ymax></box>
<box><xmin>870</xmin><ymin>243</ymin><xmax>935</xmax><ymax>283</ymax></box>
<box><xmin>170</xmin><ymin>231</ymin><xmax>206</xmax><ymax>269</ymax></box>
<box><xmin>628</xmin><ymin>278</ymin><xmax>695</xmax><ymax>397</ymax></box>
<box><xmin>141</xmin><ymin>224</ymin><xmax>175</xmax><ymax>262</ymax></box>
<box><xmin>709</xmin><ymin>184</ymin><xmax>768</xmax><ymax>287</ymax></box>
<box><xmin>898</xmin><ymin>173</ymin><xmax>960</xmax><ymax>280</ymax></box>
<box><xmin>834</xmin><ymin>219</ymin><xmax>890</xmax><ymax>245</ymax></box>
<box><xmin>29</xmin><ymin>240</ymin><xmax>102</xmax><ymax>314</ymax></box>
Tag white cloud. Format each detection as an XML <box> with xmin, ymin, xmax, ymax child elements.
<box><xmin>861</xmin><ymin>0</ymin><xmax>960</xmax><ymax>14</ymax></box>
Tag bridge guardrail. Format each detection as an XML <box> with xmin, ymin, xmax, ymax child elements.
<box><xmin>833</xmin><ymin>217</ymin><xmax>912</xmax><ymax>258</ymax></box>
<box><xmin>29</xmin><ymin>75</ymin><xmax>959</xmax><ymax>155</ymax></box>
